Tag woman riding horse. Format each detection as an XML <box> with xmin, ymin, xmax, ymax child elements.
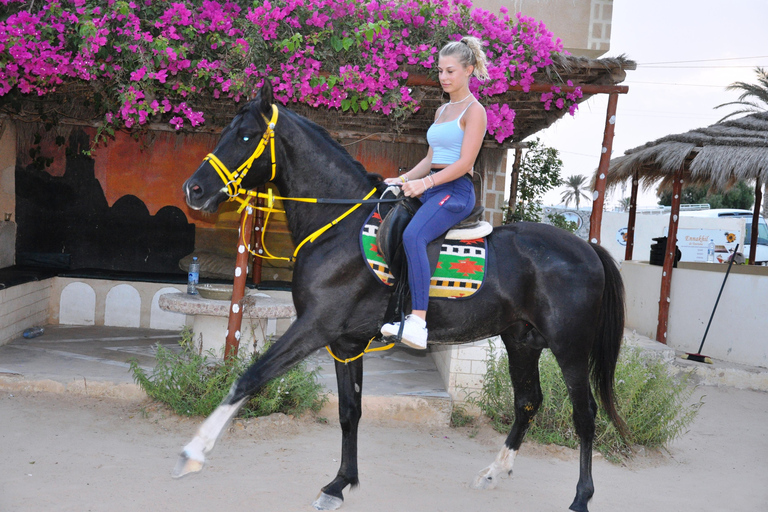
<box><xmin>380</xmin><ymin>36</ymin><xmax>488</xmax><ymax>350</ymax></box>
<box><xmin>177</xmin><ymin>44</ymin><xmax>626</xmax><ymax>512</ymax></box>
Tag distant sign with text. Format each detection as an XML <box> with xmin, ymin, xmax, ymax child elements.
<box><xmin>676</xmin><ymin>229</ymin><xmax>740</xmax><ymax>263</ymax></box>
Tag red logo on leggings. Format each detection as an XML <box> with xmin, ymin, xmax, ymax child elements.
<box><xmin>439</xmin><ymin>194</ymin><xmax>451</xmax><ymax>206</ymax></box>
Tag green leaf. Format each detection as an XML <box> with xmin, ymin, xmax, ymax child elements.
<box><xmin>342</xmin><ymin>38</ymin><xmax>353</xmax><ymax>51</ymax></box>
<box><xmin>330</xmin><ymin>35</ymin><xmax>343</xmax><ymax>52</ymax></box>
<box><xmin>359</xmin><ymin>99</ymin><xmax>369</xmax><ymax>110</ymax></box>
<box><xmin>341</xmin><ymin>99</ymin><xmax>351</xmax><ymax>111</ymax></box>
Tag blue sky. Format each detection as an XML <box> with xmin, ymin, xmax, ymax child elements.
<box><xmin>535</xmin><ymin>0</ymin><xmax>768</xmax><ymax>208</ymax></box>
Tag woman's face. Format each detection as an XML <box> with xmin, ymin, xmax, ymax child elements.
<box><xmin>438</xmin><ymin>54</ymin><xmax>473</xmax><ymax>94</ymax></box>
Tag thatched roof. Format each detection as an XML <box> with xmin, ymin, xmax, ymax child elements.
<box><xmin>603</xmin><ymin>111</ymin><xmax>768</xmax><ymax>191</ymax></box>
<box><xmin>2</xmin><ymin>55</ymin><xmax>634</xmax><ymax>148</ymax></box>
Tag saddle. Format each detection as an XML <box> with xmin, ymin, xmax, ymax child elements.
<box><xmin>375</xmin><ymin>186</ymin><xmax>493</xmax><ymax>323</ymax></box>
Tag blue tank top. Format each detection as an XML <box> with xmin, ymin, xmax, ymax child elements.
<box><xmin>427</xmin><ymin>102</ymin><xmax>476</xmax><ymax>165</ymax></box>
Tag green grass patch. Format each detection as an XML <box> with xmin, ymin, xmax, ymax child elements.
<box><xmin>468</xmin><ymin>343</ymin><xmax>702</xmax><ymax>462</ymax></box>
<box><xmin>130</xmin><ymin>329</ymin><xmax>327</xmax><ymax>418</ymax></box>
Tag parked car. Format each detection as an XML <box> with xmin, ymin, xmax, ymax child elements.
<box><xmin>680</xmin><ymin>209</ymin><xmax>768</xmax><ymax>264</ymax></box>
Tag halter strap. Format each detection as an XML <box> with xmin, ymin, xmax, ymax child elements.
<box><xmin>204</xmin><ymin>104</ymin><xmax>279</xmax><ymax>198</ymax></box>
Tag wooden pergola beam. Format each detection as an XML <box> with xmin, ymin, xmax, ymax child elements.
<box><xmin>624</xmin><ymin>170</ymin><xmax>639</xmax><ymax>260</ymax></box>
<box><xmin>588</xmin><ymin>92</ymin><xmax>620</xmax><ymax>243</ymax></box>
<box><xmin>750</xmin><ymin>175</ymin><xmax>762</xmax><ymax>265</ymax></box>
<box><xmin>656</xmin><ymin>168</ymin><xmax>684</xmax><ymax>344</ymax></box>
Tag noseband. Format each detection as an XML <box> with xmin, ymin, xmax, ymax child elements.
<box><xmin>204</xmin><ymin>104</ymin><xmax>279</xmax><ymax>200</ymax></box>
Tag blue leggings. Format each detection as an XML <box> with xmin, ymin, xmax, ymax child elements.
<box><xmin>403</xmin><ymin>175</ymin><xmax>475</xmax><ymax>311</ymax></box>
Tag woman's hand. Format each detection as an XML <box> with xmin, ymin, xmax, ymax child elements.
<box><xmin>401</xmin><ymin>178</ymin><xmax>430</xmax><ymax>197</ymax></box>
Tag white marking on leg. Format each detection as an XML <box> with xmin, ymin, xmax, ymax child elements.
<box><xmin>471</xmin><ymin>445</ymin><xmax>517</xmax><ymax>490</ymax></box>
<box><xmin>173</xmin><ymin>397</ymin><xmax>246</xmax><ymax>477</ymax></box>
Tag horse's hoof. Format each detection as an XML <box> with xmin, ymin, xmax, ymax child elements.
<box><xmin>312</xmin><ymin>492</ymin><xmax>343</xmax><ymax>510</ymax></box>
<box><xmin>172</xmin><ymin>451</ymin><xmax>204</xmax><ymax>478</ymax></box>
<box><xmin>471</xmin><ymin>467</ymin><xmax>500</xmax><ymax>490</ymax></box>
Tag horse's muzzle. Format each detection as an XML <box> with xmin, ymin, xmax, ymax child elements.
<box><xmin>183</xmin><ymin>178</ymin><xmax>225</xmax><ymax>212</ymax></box>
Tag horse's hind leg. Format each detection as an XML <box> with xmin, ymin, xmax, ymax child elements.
<box><xmin>553</xmin><ymin>351</ymin><xmax>597</xmax><ymax>512</ymax></box>
<box><xmin>313</xmin><ymin>356</ymin><xmax>363</xmax><ymax>510</ymax></box>
<box><xmin>473</xmin><ymin>338</ymin><xmax>543</xmax><ymax>490</ymax></box>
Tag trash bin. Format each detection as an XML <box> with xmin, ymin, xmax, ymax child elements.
<box><xmin>650</xmin><ymin>236</ymin><xmax>681</xmax><ymax>267</ymax></box>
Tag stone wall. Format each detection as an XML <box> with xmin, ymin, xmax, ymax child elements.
<box><xmin>430</xmin><ymin>337</ymin><xmax>503</xmax><ymax>404</ymax></box>
<box><xmin>0</xmin><ymin>280</ymin><xmax>52</xmax><ymax>346</ymax></box>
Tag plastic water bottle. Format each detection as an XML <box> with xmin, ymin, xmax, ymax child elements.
<box><xmin>706</xmin><ymin>239</ymin><xmax>715</xmax><ymax>263</ymax></box>
<box><xmin>23</xmin><ymin>326</ymin><xmax>44</xmax><ymax>339</ymax></box>
<box><xmin>187</xmin><ymin>256</ymin><xmax>200</xmax><ymax>295</ymax></box>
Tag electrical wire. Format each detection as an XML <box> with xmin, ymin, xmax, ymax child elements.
<box><xmin>638</xmin><ymin>55</ymin><xmax>768</xmax><ymax>65</ymax></box>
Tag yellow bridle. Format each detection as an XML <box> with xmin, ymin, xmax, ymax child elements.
<box><xmin>202</xmin><ymin>103</ymin><xmax>377</xmax><ymax>263</ymax></box>
<box><xmin>204</xmin><ymin>103</ymin><xmax>280</xmax><ymax>200</ymax></box>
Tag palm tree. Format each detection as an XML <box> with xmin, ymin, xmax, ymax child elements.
<box><xmin>715</xmin><ymin>67</ymin><xmax>768</xmax><ymax>217</ymax></box>
<box><xmin>715</xmin><ymin>67</ymin><xmax>768</xmax><ymax>122</ymax></box>
<box><xmin>560</xmin><ymin>174</ymin><xmax>591</xmax><ymax>210</ymax></box>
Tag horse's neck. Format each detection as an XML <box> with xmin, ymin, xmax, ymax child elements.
<box><xmin>272</xmin><ymin>121</ymin><xmax>375</xmax><ymax>241</ymax></box>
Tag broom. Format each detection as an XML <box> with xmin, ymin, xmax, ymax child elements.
<box><xmin>681</xmin><ymin>243</ymin><xmax>739</xmax><ymax>364</ymax></box>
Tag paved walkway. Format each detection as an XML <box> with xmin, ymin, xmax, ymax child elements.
<box><xmin>0</xmin><ymin>325</ymin><xmax>453</xmax><ymax>421</ymax></box>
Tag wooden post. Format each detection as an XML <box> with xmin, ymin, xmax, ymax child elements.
<box><xmin>624</xmin><ymin>170</ymin><xmax>639</xmax><ymax>260</ymax></box>
<box><xmin>656</xmin><ymin>169</ymin><xmax>684</xmax><ymax>344</ymax></box>
<box><xmin>251</xmin><ymin>186</ymin><xmax>265</xmax><ymax>284</ymax></box>
<box><xmin>588</xmin><ymin>92</ymin><xmax>619</xmax><ymax>244</ymax></box>
<box><xmin>506</xmin><ymin>147</ymin><xmax>522</xmax><ymax>223</ymax></box>
<box><xmin>225</xmin><ymin>205</ymin><xmax>254</xmax><ymax>359</ymax></box>
<box><xmin>749</xmin><ymin>175</ymin><xmax>762</xmax><ymax>265</ymax></box>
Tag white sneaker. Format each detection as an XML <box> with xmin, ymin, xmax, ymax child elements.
<box><xmin>380</xmin><ymin>315</ymin><xmax>428</xmax><ymax>350</ymax></box>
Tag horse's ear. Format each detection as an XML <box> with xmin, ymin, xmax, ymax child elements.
<box><xmin>258</xmin><ymin>80</ymin><xmax>274</xmax><ymax>117</ymax></box>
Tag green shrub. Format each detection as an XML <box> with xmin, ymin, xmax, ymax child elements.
<box><xmin>468</xmin><ymin>344</ymin><xmax>702</xmax><ymax>462</ymax></box>
<box><xmin>130</xmin><ymin>336</ymin><xmax>327</xmax><ymax>418</ymax></box>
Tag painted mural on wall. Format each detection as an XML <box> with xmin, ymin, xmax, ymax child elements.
<box><xmin>15</xmin><ymin>127</ymin><xmax>194</xmax><ymax>273</ymax></box>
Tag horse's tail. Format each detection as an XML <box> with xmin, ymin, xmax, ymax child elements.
<box><xmin>589</xmin><ymin>243</ymin><xmax>629</xmax><ymax>439</ymax></box>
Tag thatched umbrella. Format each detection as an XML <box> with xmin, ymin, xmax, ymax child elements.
<box><xmin>598</xmin><ymin>111</ymin><xmax>768</xmax><ymax>343</ymax></box>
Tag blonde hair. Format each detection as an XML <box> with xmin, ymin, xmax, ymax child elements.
<box><xmin>439</xmin><ymin>36</ymin><xmax>489</xmax><ymax>81</ymax></box>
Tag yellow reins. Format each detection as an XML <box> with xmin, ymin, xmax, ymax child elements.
<box><xmin>238</xmin><ymin>187</ymin><xmax>377</xmax><ymax>263</ymax></box>
<box><xmin>325</xmin><ymin>337</ymin><xmax>395</xmax><ymax>364</ymax></box>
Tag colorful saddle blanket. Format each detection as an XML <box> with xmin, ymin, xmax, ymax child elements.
<box><xmin>360</xmin><ymin>210</ymin><xmax>486</xmax><ymax>299</ymax></box>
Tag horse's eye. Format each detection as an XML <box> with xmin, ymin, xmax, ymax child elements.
<box><xmin>243</xmin><ymin>136</ymin><xmax>250</xmax><ymax>142</ymax></box>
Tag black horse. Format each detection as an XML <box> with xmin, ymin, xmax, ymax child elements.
<box><xmin>175</xmin><ymin>82</ymin><xmax>626</xmax><ymax>512</ymax></box>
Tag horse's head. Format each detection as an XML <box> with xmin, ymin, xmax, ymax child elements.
<box><xmin>184</xmin><ymin>81</ymin><xmax>278</xmax><ymax>212</ymax></box>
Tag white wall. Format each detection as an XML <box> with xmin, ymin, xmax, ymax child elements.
<box><xmin>621</xmin><ymin>261</ymin><xmax>768</xmax><ymax>368</ymax></box>
<box><xmin>51</xmin><ymin>278</ymin><xmax>187</xmax><ymax>330</ymax></box>
<box><xmin>601</xmin><ymin>211</ymin><xmax>746</xmax><ymax>263</ymax></box>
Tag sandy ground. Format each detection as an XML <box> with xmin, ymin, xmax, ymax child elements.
<box><xmin>1</xmin><ymin>385</ymin><xmax>766</xmax><ymax>512</ymax></box>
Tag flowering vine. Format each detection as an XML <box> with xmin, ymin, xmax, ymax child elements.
<box><xmin>0</xmin><ymin>0</ymin><xmax>582</xmax><ymax>144</ymax></box>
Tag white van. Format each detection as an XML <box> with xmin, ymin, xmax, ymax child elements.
<box><xmin>680</xmin><ymin>209</ymin><xmax>768</xmax><ymax>264</ymax></box>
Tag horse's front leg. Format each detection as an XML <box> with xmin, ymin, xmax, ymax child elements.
<box><xmin>172</xmin><ymin>388</ymin><xmax>246</xmax><ymax>477</ymax></box>
<box><xmin>172</xmin><ymin>318</ymin><xmax>329</xmax><ymax>478</ymax></box>
<box><xmin>313</xmin><ymin>351</ymin><xmax>364</xmax><ymax>510</ymax></box>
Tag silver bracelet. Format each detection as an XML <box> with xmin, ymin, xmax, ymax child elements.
<box><xmin>428</xmin><ymin>175</ymin><xmax>436</xmax><ymax>188</ymax></box>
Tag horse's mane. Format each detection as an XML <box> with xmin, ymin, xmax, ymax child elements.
<box><xmin>242</xmin><ymin>99</ymin><xmax>384</xmax><ymax>190</ymax></box>
<box><xmin>281</xmin><ymin>106</ymin><xmax>385</xmax><ymax>188</ymax></box>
